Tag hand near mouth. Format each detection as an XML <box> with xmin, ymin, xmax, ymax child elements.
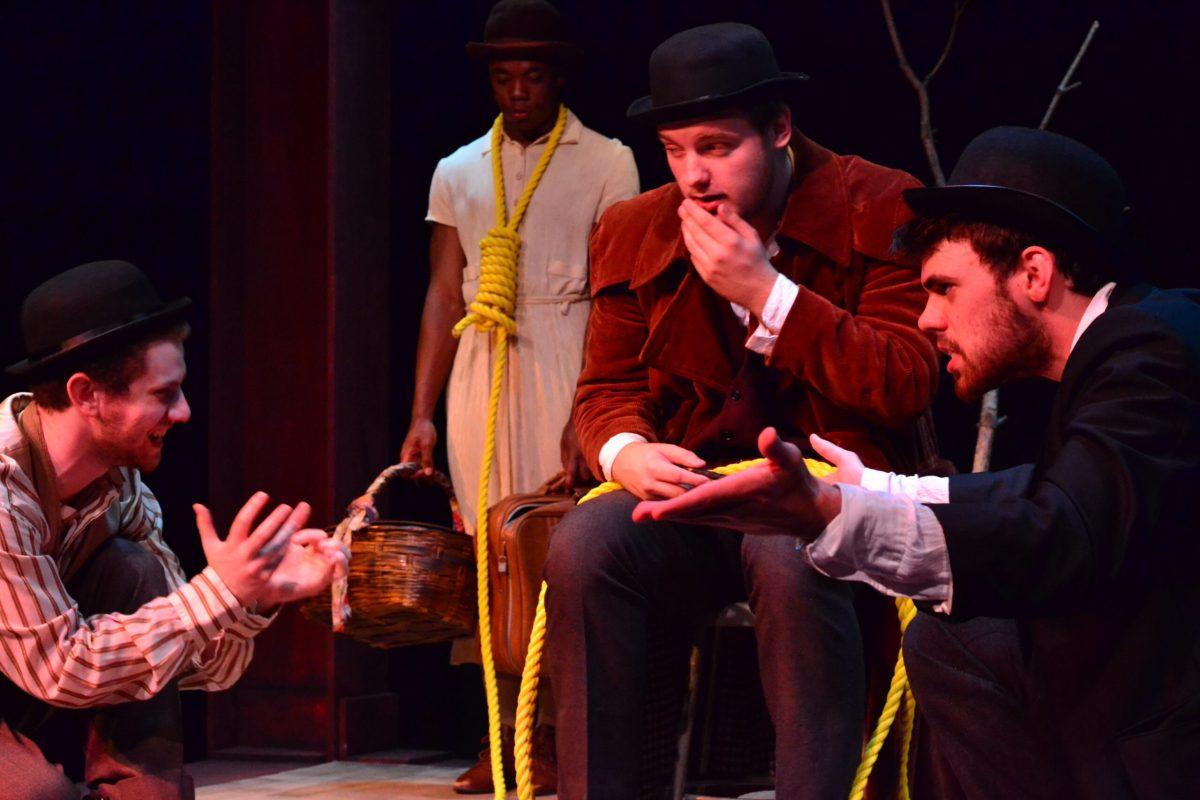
<box><xmin>678</xmin><ymin>198</ymin><xmax>778</xmax><ymax>314</ymax></box>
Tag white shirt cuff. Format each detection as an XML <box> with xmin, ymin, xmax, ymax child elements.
<box><xmin>744</xmin><ymin>274</ymin><xmax>799</xmax><ymax>356</ymax></box>
<box><xmin>598</xmin><ymin>433</ymin><xmax>649</xmax><ymax>482</ymax></box>
<box><xmin>860</xmin><ymin>468</ymin><xmax>950</xmax><ymax>503</ymax></box>
<box><xmin>802</xmin><ymin>483</ymin><xmax>953</xmax><ymax>613</ymax></box>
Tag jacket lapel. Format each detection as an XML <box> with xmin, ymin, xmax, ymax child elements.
<box><xmin>641</xmin><ymin>266</ymin><xmax>741</xmax><ymax>390</ymax></box>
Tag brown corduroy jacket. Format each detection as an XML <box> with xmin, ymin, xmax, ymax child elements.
<box><xmin>573</xmin><ymin>134</ymin><xmax>940</xmax><ymax>477</ymax></box>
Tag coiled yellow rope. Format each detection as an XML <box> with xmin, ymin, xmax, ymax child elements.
<box><xmin>516</xmin><ymin>454</ymin><xmax>918</xmax><ymax>800</ymax></box>
<box><xmin>455</xmin><ymin>104</ymin><xmax>568</xmax><ymax>800</ymax></box>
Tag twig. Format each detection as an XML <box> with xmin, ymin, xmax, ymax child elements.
<box><xmin>972</xmin><ymin>20</ymin><xmax>1100</xmax><ymax>473</ymax></box>
<box><xmin>880</xmin><ymin>0</ymin><xmax>969</xmax><ymax>186</ymax></box>
<box><xmin>1040</xmin><ymin>21</ymin><xmax>1100</xmax><ymax>130</ymax></box>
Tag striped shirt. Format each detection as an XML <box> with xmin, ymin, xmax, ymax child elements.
<box><xmin>0</xmin><ymin>393</ymin><xmax>272</xmax><ymax>708</ymax></box>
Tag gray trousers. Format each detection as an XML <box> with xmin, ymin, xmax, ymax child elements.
<box><xmin>0</xmin><ymin>537</ymin><xmax>192</xmax><ymax>800</ymax></box>
<box><xmin>544</xmin><ymin>491</ymin><xmax>864</xmax><ymax>799</ymax></box>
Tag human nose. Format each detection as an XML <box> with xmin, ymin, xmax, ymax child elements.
<box><xmin>917</xmin><ymin>296</ymin><xmax>945</xmax><ymax>333</ymax></box>
<box><xmin>682</xmin><ymin>153</ymin><xmax>709</xmax><ymax>190</ymax></box>
<box><xmin>510</xmin><ymin>78</ymin><xmax>529</xmax><ymax>100</ymax></box>
<box><xmin>170</xmin><ymin>391</ymin><xmax>192</xmax><ymax>424</ymax></box>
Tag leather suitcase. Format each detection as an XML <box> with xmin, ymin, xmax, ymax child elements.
<box><xmin>486</xmin><ymin>489</ymin><xmax>576</xmax><ymax>677</ymax></box>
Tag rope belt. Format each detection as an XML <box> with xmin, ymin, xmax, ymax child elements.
<box><xmin>517</xmin><ymin>456</ymin><xmax>918</xmax><ymax>800</ymax></box>
<box><xmin>454</xmin><ymin>104</ymin><xmax>568</xmax><ymax>800</ymax></box>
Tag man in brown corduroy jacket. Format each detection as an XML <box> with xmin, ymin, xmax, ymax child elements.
<box><xmin>544</xmin><ymin>23</ymin><xmax>938</xmax><ymax>799</ymax></box>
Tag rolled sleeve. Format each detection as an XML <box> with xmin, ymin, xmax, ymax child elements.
<box><xmin>803</xmin><ymin>483</ymin><xmax>952</xmax><ymax>612</ymax></box>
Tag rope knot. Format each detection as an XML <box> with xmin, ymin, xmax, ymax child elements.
<box><xmin>453</xmin><ymin>226</ymin><xmax>521</xmax><ymax>338</ymax></box>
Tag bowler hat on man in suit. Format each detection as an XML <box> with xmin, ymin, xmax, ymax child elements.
<box><xmin>903</xmin><ymin>126</ymin><xmax>1129</xmax><ymax>266</ymax></box>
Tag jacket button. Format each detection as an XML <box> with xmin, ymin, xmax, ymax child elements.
<box><xmin>720</xmin><ymin>430</ymin><xmax>734</xmax><ymax>442</ymax></box>
<box><xmin>730</xmin><ymin>389</ymin><xmax>742</xmax><ymax>402</ymax></box>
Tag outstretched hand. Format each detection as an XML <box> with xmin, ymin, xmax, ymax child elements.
<box><xmin>195</xmin><ymin>493</ymin><xmax>350</xmax><ymax>610</ymax></box>
<box><xmin>632</xmin><ymin>427</ymin><xmax>843</xmax><ymax>540</ymax></box>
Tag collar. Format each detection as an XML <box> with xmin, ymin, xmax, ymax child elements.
<box><xmin>480</xmin><ymin>108</ymin><xmax>582</xmax><ymax>155</ymax></box>
<box><xmin>629</xmin><ymin>133</ymin><xmax>852</xmax><ymax>290</ymax></box>
<box><xmin>3</xmin><ymin>393</ymin><xmax>124</xmax><ymax>517</ymax></box>
<box><xmin>1068</xmin><ymin>281</ymin><xmax>1117</xmax><ymax>355</ymax></box>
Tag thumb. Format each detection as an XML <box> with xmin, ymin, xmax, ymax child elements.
<box><xmin>757</xmin><ymin>427</ymin><xmax>803</xmax><ymax>471</ymax></box>
<box><xmin>809</xmin><ymin>433</ymin><xmax>851</xmax><ymax>467</ymax></box>
<box><xmin>194</xmin><ymin>504</ymin><xmax>219</xmax><ymax>554</ymax></box>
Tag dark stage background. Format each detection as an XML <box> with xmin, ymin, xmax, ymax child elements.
<box><xmin>1</xmin><ymin>0</ymin><xmax>1197</xmax><ymax>761</ymax></box>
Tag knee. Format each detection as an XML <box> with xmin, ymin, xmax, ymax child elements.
<box><xmin>901</xmin><ymin>613</ymin><xmax>942</xmax><ymax>692</ymax></box>
<box><xmin>79</xmin><ymin>538</ymin><xmax>171</xmax><ymax>613</ymax></box>
<box><xmin>544</xmin><ymin>493</ymin><xmax>638</xmax><ymax>597</ymax></box>
<box><xmin>743</xmin><ymin>535</ymin><xmax>852</xmax><ymax>606</ymax></box>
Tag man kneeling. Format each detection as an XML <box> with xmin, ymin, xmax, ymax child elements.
<box><xmin>0</xmin><ymin>261</ymin><xmax>348</xmax><ymax>800</ymax></box>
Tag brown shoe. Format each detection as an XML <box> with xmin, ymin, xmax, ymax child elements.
<box><xmin>530</xmin><ymin>724</ymin><xmax>557</xmax><ymax>796</ymax></box>
<box><xmin>453</xmin><ymin>725</ymin><xmax>516</xmax><ymax>794</ymax></box>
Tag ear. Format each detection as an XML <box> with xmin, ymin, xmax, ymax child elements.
<box><xmin>64</xmin><ymin>372</ymin><xmax>101</xmax><ymax>419</ymax></box>
<box><xmin>1015</xmin><ymin>245</ymin><xmax>1057</xmax><ymax>304</ymax></box>
<box><xmin>771</xmin><ymin>106</ymin><xmax>793</xmax><ymax>151</ymax></box>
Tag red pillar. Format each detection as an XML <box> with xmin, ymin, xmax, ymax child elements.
<box><xmin>208</xmin><ymin>0</ymin><xmax>395</xmax><ymax>759</ymax></box>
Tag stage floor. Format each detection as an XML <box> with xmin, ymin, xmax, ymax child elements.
<box><xmin>193</xmin><ymin>756</ymin><xmax>490</xmax><ymax>800</ymax></box>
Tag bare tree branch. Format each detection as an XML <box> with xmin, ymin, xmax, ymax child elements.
<box><xmin>1040</xmin><ymin>20</ymin><xmax>1100</xmax><ymax>130</ymax></box>
<box><xmin>971</xmin><ymin>20</ymin><xmax>1101</xmax><ymax>473</ymax></box>
<box><xmin>925</xmin><ymin>2</ymin><xmax>969</xmax><ymax>83</ymax></box>
<box><xmin>881</xmin><ymin>0</ymin><xmax>969</xmax><ymax>186</ymax></box>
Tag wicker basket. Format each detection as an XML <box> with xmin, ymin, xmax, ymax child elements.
<box><xmin>298</xmin><ymin>463</ymin><xmax>477</xmax><ymax>648</ymax></box>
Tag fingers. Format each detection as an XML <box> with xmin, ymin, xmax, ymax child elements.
<box><xmin>809</xmin><ymin>433</ymin><xmax>850</xmax><ymax>466</ymax></box>
<box><xmin>245</xmin><ymin>502</ymin><xmax>294</xmax><ymax>555</ymax></box>
<box><xmin>632</xmin><ymin>468</ymin><xmax>758</xmax><ymax>523</ymax></box>
<box><xmin>193</xmin><ymin>504</ymin><xmax>218</xmax><ymax>552</ymax></box>
<box><xmin>716</xmin><ymin>202</ymin><xmax>760</xmax><ymax>240</ymax></box>
<box><xmin>658</xmin><ymin>444</ymin><xmax>706</xmax><ymax>469</ymax></box>
<box><xmin>680</xmin><ymin>217</ymin><xmax>717</xmax><ymax>266</ymax></box>
<box><xmin>679</xmin><ymin>199</ymin><xmax>737</xmax><ymax>243</ymax></box>
<box><xmin>228</xmin><ymin>492</ymin><xmax>271</xmax><ymax>543</ymax></box>
<box><xmin>256</xmin><ymin>502</ymin><xmax>312</xmax><ymax>557</ymax></box>
<box><xmin>645</xmin><ymin>481</ymin><xmax>688</xmax><ymax>500</ymax></box>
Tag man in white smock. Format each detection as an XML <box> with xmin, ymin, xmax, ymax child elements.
<box><xmin>399</xmin><ymin>0</ymin><xmax>638</xmax><ymax>792</ymax></box>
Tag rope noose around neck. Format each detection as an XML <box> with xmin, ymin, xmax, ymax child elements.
<box><xmin>453</xmin><ymin>104</ymin><xmax>568</xmax><ymax>800</ymax></box>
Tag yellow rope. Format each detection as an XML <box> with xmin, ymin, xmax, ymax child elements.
<box><xmin>457</xmin><ymin>105</ymin><xmax>568</xmax><ymax>800</ymax></box>
<box><xmin>848</xmin><ymin>596</ymin><xmax>919</xmax><ymax>800</ymax></box>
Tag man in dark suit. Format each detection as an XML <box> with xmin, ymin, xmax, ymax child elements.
<box><xmin>634</xmin><ymin>126</ymin><xmax>1200</xmax><ymax>798</ymax></box>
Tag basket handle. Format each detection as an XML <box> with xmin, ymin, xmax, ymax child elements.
<box><xmin>327</xmin><ymin>462</ymin><xmax>464</xmax><ymax>633</ymax></box>
<box><xmin>343</xmin><ymin>462</ymin><xmax>465</xmax><ymax>535</ymax></box>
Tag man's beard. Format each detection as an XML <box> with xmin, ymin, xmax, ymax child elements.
<box><xmin>94</xmin><ymin>415</ymin><xmax>163</xmax><ymax>473</ymax></box>
<box><xmin>948</xmin><ymin>288</ymin><xmax>1052</xmax><ymax>402</ymax></box>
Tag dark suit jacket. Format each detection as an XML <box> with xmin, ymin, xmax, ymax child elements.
<box><xmin>574</xmin><ymin>134</ymin><xmax>939</xmax><ymax>476</ymax></box>
<box><xmin>934</xmin><ymin>284</ymin><xmax>1200</xmax><ymax>797</ymax></box>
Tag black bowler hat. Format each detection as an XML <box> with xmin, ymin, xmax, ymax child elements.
<box><xmin>8</xmin><ymin>260</ymin><xmax>190</xmax><ymax>380</ymax></box>
<box><xmin>627</xmin><ymin>22</ymin><xmax>808</xmax><ymax>126</ymax></box>
<box><xmin>903</xmin><ymin>127</ymin><xmax>1129</xmax><ymax>264</ymax></box>
<box><xmin>465</xmin><ymin>0</ymin><xmax>582</xmax><ymax>67</ymax></box>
